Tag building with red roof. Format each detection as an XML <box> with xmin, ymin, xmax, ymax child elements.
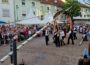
<box><xmin>41</xmin><ymin>0</ymin><xmax>64</xmax><ymax>7</ymax></box>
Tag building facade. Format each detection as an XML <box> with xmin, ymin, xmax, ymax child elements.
<box><xmin>41</xmin><ymin>0</ymin><xmax>64</xmax><ymax>7</ymax></box>
<box><xmin>73</xmin><ymin>4</ymin><xmax>90</xmax><ymax>24</ymax></box>
<box><xmin>15</xmin><ymin>0</ymin><xmax>61</xmax><ymax>22</ymax></box>
<box><xmin>41</xmin><ymin>0</ymin><xmax>65</xmax><ymax>22</ymax></box>
<box><xmin>0</xmin><ymin>0</ymin><xmax>15</xmax><ymax>24</ymax></box>
<box><xmin>0</xmin><ymin>0</ymin><xmax>64</xmax><ymax>24</ymax></box>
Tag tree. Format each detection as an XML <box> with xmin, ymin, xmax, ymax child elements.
<box><xmin>62</xmin><ymin>0</ymin><xmax>81</xmax><ymax>22</ymax></box>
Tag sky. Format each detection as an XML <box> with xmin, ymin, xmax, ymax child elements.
<box><xmin>78</xmin><ymin>0</ymin><xmax>83</xmax><ymax>3</ymax></box>
<box><xmin>78</xmin><ymin>0</ymin><xmax>90</xmax><ymax>4</ymax></box>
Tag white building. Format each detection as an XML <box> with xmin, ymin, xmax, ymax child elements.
<box><xmin>0</xmin><ymin>0</ymin><xmax>15</xmax><ymax>24</ymax></box>
<box><xmin>73</xmin><ymin>4</ymin><xmax>90</xmax><ymax>24</ymax></box>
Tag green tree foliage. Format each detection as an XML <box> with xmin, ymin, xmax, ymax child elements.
<box><xmin>62</xmin><ymin>0</ymin><xmax>81</xmax><ymax>21</ymax></box>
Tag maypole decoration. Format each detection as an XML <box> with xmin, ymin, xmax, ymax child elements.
<box><xmin>68</xmin><ymin>15</ymin><xmax>74</xmax><ymax>30</ymax></box>
<box><xmin>54</xmin><ymin>20</ymin><xmax>57</xmax><ymax>31</ymax></box>
<box><xmin>53</xmin><ymin>11</ymin><xmax>60</xmax><ymax>31</ymax></box>
<box><xmin>65</xmin><ymin>14</ymin><xmax>68</xmax><ymax>38</ymax></box>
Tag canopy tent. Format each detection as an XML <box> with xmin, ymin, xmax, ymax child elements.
<box><xmin>0</xmin><ymin>21</ymin><xmax>6</xmax><ymax>24</ymax></box>
<box><xmin>42</xmin><ymin>13</ymin><xmax>53</xmax><ymax>24</ymax></box>
<box><xmin>17</xmin><ymin>10</ymin><xmax>43</xmax><ymax>24</ymax></box>
<box><xmin>17</xmin><ymin>18</ymin><xmax>44</xmax><ymax>24</ymax></box>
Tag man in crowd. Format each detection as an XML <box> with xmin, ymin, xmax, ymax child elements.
<box><xmin>67</xmin><ymin>29</ymin><xmax>74</xmax><ymax>45</ymax></box>
<box><xmin>45</xmin><ymin>28</ymin><xmax>49</xmax><ymax>46</ymax></box>
<box><xmin>60</xmin><ymin>29</ymin><xmax>65</xmax><ymax>45</ymax></box>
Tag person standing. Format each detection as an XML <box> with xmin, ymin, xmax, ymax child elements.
<box><xmin>56</xmin><ymin>30</ymin><xmax>60</xmax><ymax>47</ymax></box>
<box><xmin>60</xmin><ymin>30</ymin><xmax>65</xmax><ymax>45</ymax></box>
<box><xmin>67</xmin><ymin>29</ymin><xmax>74</xmax><ymax>45</ymax></box>
<box><xmin>45</xmin><ymin>28</ymin><xmax>49</xmax><ymax>46</ymax></box>
<box><xmin>79</xmin><ymin>26</ymin><xmax>83</xmax><ymax>34</ymax></box>
<box><xmin>73</xmin><ymin>27</ymin><xmax>77</xmax><ymax>40</ymax></box>
<box><xmin>82</xmin><ymin>32</ymin><xmax>88</xmax><ymax>41</ymax></box>
<box><xmin>28</xmin><ymin>29</ymin><xmax>31</xmax><ymax>38</ymax></box>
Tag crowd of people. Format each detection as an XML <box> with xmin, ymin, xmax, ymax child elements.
<box><xmin>0</xmin><ymin>25</ymin><xmax>43</xmax><ymax>46</ymax></box>
<box><xmin>0</xmin><ymin>23</ymin><xmax>90</xmax><ymax>65</ymax></box>
<box><xmin>44</xmin><ymin>23</ymin><xmax>90</xmax><ymax>65</ymax></box>
<box><xmin>44</xmin><ymin>24</ymin><xmax>90</xmax><ymax>47</ymax></box>
<box><xmin>0</xmin><ymin>24</ymin><xmax>89</xmax><ymax>47</ymax></box>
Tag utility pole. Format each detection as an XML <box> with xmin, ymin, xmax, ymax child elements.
<box><xmin>9</xmin><ymin>40</ymin><xmax>13</xmax><ymax>64</ymax></box>
<box><xmin>13</xmin><ymin>0</ymin><xmax>16</xmax><ymax>25</ymax></box>
<box><xmin>13</xmin><ymin>39</ymin><xmax>17</xmax><ymax>65</ymax></box>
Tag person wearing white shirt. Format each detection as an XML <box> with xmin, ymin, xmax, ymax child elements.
<box><xmin>45</xmin><ymin>28</ymin><xmax>49</xmax><ymax>46</ymax></box>
<box><xmin>67</xmin><ymin>30</ymin><xmax>74</xmax><ymax>45</ymax></box>
<box><xmin>28</xmin><ymin>30</ymin><xmax>31</xmax><ymax>38</ymax></box>
<box><xmin>60</xmin><ymin>30</ymin><xmax>65</xmax><ymax>45</ymax></box>
<box><xmin>73</xmin><ymin>27</ymin><xmax>77</xmax><ymax>40</ymax></box>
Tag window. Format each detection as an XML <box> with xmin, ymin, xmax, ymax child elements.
<box><xmin>22</xmin><ymin>0</ymin><xmax>25</xmax><ymax>5</ymax></box>
<box><xmin>46</xmin><ymin>0</ymin><xmax>48</xmax><ymax>1</ymax></box>
<box><xmin>2</xmin><ymin>9</ymin><xmax>9</xmax><ymax>17</ymax></box>
<box><xmin>33</xmin><ymin>11</ymin><xmax>35</xmax><ymax>15</ymax></box>
<box><xmin>41</xmin><ymin>15</ymin><xmax>43</xmax><ymax>20</ymax></box>
<box><xmin>47</xmin><ymin>7</ymin><xmax>49</xmax><ymax>10</ymax></box>
<box><xmin>22</xmin><ymin>13</ymin><xmax>26</xmax><ymax>16</ymax></box>
<box><xmin>32</xmin><ymin>2</ymin><xmax>35</xmax><ymax>6</ymax></box>
<box><xmin>80</xmin><ymin>15</ymin><xmax>82</xmax><ymax>17</ymax></box>
<box><xmin>54</xmin><ymin>0</ymin><xmax>57</xmax><ymax>3</ymax></box>
<box><xmin>84</xmin><ymin>15</ymin><xmax>86</xmax><ymax>17</ymax></box>
<box><xmin>2</xmin><ymin>0</ymin><xmax>8</xmax><ymax>3</ymax></box>
<box><xmin>22</xmin><ymin>11</ymin><xmax>26</xmax><ymax>17</ymax></box>
<box><xmin>40</xmin><ymin>6</ymin><xmax>43</xmax><ymax>11</ymax></box>
<box><xmin>16</xmin><ymin>5</ymin><xmax>19</xmax><ymax>9</ymax></box>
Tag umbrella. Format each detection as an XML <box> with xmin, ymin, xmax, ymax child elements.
<box><xmin>0</xmin><ymin>21</ymin><xmax>6</xmax><ymax>24</ymax></box>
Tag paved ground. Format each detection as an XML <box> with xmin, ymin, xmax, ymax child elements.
<box><xmin>0</xmin><ymin>33</ymin><xmax>90</xmax><ymax>65</ymax></box>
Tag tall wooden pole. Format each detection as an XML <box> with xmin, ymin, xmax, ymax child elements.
<box><xmin>13</xmin><ymin>40</ymin><xmax>17</xmax><ymax>65</ymax></box>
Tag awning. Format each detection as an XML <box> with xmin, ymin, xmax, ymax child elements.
<box><xmin>0</xmin><ymin>21</ymin><xmax>6</xmax><ymax>24</ymax></box>
<box><xmin>17</xmin><ymin>18</ymin><xmax>43</xmax><ymax>25</ymax></box>
<box><xmin>17</xmin><ymin>10</ymin><xmax>43</xmax><ymax>25</ymax></box>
